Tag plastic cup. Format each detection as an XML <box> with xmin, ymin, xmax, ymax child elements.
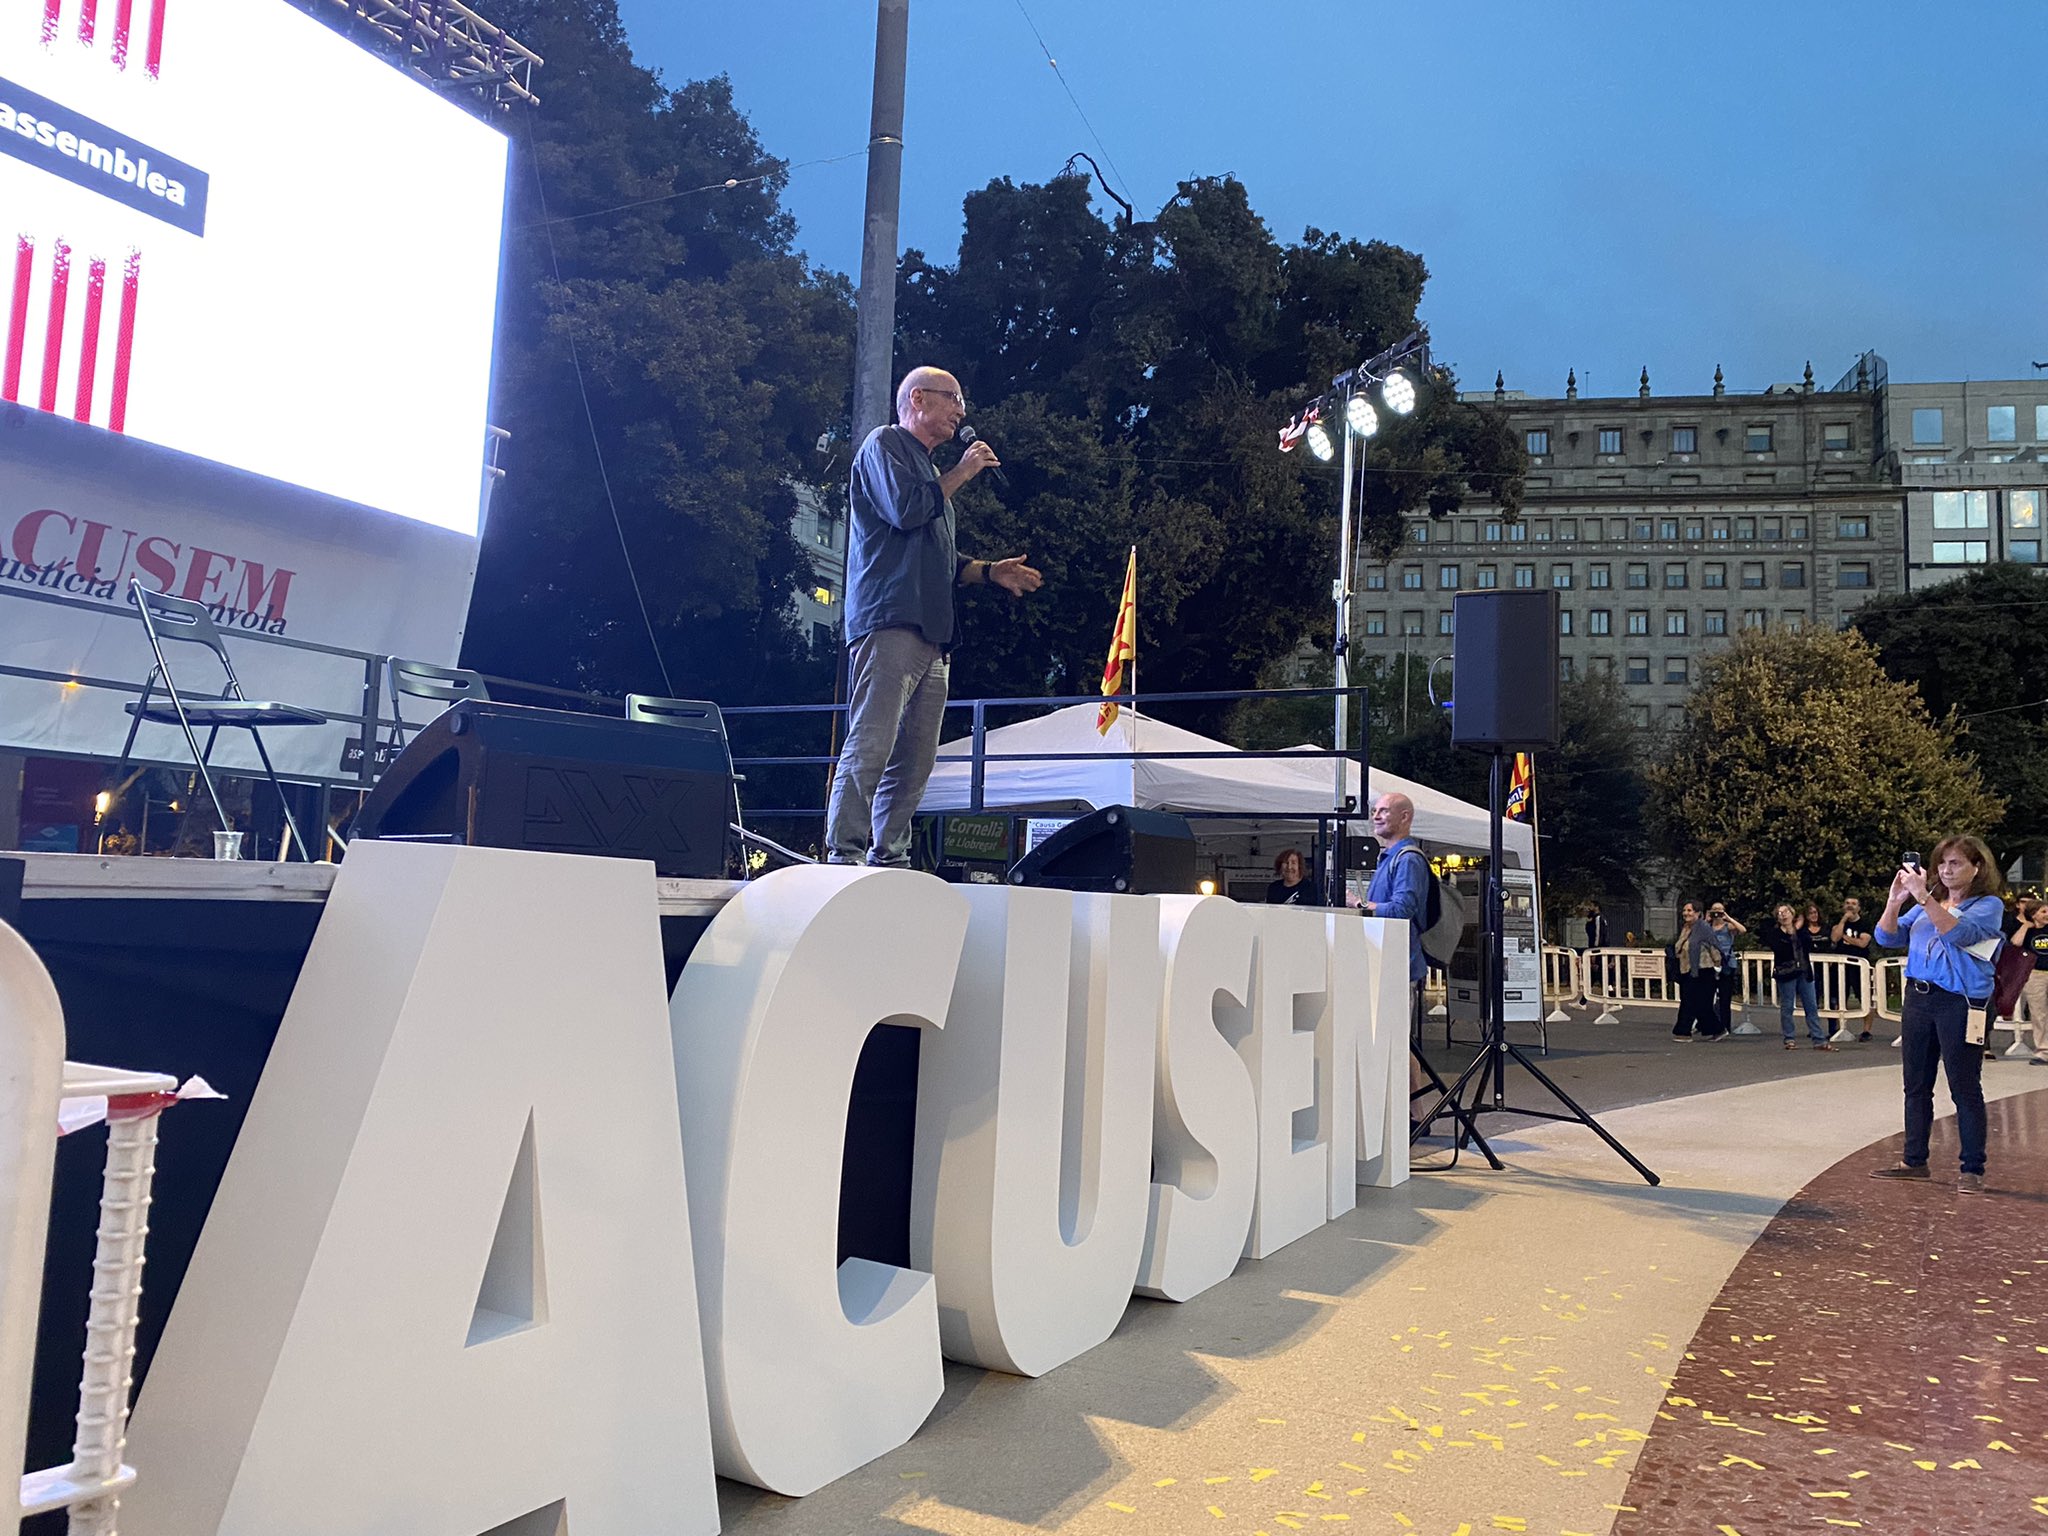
<box><xmin>212</xmin><ymin>830</ymin><xmax>245</xmax><ymax>861</ymax></box>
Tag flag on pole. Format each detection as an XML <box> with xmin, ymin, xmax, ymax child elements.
<box><xmin>1504</xmin><ymin>752</ymin><xmax>1533</xmax><ymax>821</ymax></box>
<box><xmin>1097</xmin><ymin>546</ymin><xmax>1138</xmax><ymax>735</ymax></box>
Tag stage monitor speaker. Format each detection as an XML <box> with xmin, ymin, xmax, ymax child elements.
<box><xmin>1005</xmin><ymin>805</ymin><xmax>1198</xmax><ymax>895</ymax></box>
<box><xmin>351</xmin><ymin>700</ymin><xmax>734</xmax><ymax>878</ymax></box>
<box><xmin>1450</xmin><ymin>589</ymin><xmax>1561</xmax><ymax>750</ymax></box>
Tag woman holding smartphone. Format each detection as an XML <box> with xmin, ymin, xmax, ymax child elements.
<box><xmin>1870</xmin><ymin>838</ymin><xmax>2004</xmax><ymax>1192</ymax></box>
<box><xmin>1761</xmin><ymin>903</ymin><xmax>1830</xmax><ymax>1049</ymax></box>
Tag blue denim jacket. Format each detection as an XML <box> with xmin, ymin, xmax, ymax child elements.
<box><xmin>844</xmin><ymin>425</ymin><xmax>963</xmax><ymax>647</ymax></box>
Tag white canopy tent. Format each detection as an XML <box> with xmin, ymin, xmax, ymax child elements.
<box><xmin>916</xmin><ymin>704</ymin><xmax>1534</xmax><ymax>866</ymax></box>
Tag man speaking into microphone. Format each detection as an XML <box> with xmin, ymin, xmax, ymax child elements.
<box><xmin>825</xmin><ymin>365</ymin><xmax>1043</xmax><ymax>866</ymax></box>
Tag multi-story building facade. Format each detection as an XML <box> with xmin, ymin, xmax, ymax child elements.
<box><xmin>790</xmin><ymin>482</ymin><xmax>848</xmax><ymax>655</ymax></box>
<box><xmin>1874</xmin><ymin>373</ymin><xmax>2048</xmax><ymax>588</ymax></box>
<box><xmin>1353</xmin><ymin>367</ymin><xmax>1904</xmax><ymax>727</ymax></box>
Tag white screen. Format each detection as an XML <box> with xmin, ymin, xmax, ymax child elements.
<box><xmin>0</xmin><ymin>0</ymin><xmax>508</xmax><ymax>535</ymax></box>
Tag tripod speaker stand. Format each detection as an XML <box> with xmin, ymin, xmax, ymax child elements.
<box><xmin>1412</xmin><ymin>591</ymin><xmax>1659</xmax><ymax>1185</ymax></box>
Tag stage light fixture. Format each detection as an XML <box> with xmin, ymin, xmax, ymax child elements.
<box><xmin>1345</xmin><ymin>394</ymin><xmax>1379</xmax><ymax>439</ymax></box>
<box><xmin>1381</xmin><ymin>369</ymin><xmax>1417</xmax><ymax>416</ymax></box>
<box><xmin>1305</xmin><ymin>422</ymin><xmax>1335</xmax><ymax>461</ymax></box>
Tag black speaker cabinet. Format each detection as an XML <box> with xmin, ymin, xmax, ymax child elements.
<box><xmin>1450</xmin><ymin>589</ymin><xmax>1561</xmax><ymax>750</ymax></box>
<box><xmin>1005</xmin><ymin>805</ymin><xmax>1198</xmax><ymax>894</ymax></box>
<box><xmin>351</xmin><ymin>700</ymin><xmax>734</xmax><ymax>878</ymax></box>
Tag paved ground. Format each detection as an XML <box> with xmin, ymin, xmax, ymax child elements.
<box><xmin>714</xmin><ymin>1020</ymin><xmax>2045</xmax><ymax>1536</ymax></box>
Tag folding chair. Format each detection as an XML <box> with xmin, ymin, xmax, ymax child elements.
<box><xmin>624</xmin><ymin>695</ymin><xmax>748</xmax><ymax>873</ymax></box>
<box><xmin>113</xmin><ymin>579</ymin><xmax>327</xmax><ymax>861</ymax></box>
<box><xmin>386</xmin><ymin>657</ymin><xmax>490</xmax><ymax>753</ymax></box>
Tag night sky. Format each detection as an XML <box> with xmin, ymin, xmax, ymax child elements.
<box><xmin>615</xmin><ymin>0</ymin><xmax>2045</xmax><ymax>396</ymax></box>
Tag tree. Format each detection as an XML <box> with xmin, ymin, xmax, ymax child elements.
<box><xmin>451</xmin><ymin>2</ymin><xmax>855</xmax><ymax>706</ymax></box>
<box><xmin>1851</xmin><ymin>563</ymin><xmax>2048</xmax><ymax>866</ymax></box>
<box><xmin>1649</xmin><ymin>625</ymin><xmax>2004</xmax><ymax>918</ymax></box>
<box><xmin>895</xmin><ymin>173</ymin><xmax>1524</xmax><ymax>730</ymax></box>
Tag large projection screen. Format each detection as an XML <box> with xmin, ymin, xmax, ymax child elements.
<box><xmin>1</xmin><ymin>0</ymin><xmax>509</xmax><ymax>535</ymax></box>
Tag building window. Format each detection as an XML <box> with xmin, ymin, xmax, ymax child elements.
<box><xmin>1559</xmin><ymin>656</ymin><xmax>1575</xmax><ymax>682</ymax></box>
<box><xmin>1763</xmin><ymin>518</ymin><xmax>1782</xmax><ymax>540</ymax></box>
<box><xmin>1626</xmin><ymin>657</ymin><xmax>1650</xmax><ymax>684</ymax></box>
<box><xmin>1710</xmin><ymin>518</ymin><xmax>1730</xmax><ymax>540</ymax></box>
<box><xmin>812</xmin><ymin>583</ymin><xmax>835</xmax><ymax>604</ymax></box>
<box><xmin>1507</xmin><ymin>522</ymin><xmax>1527</xmax><ymax>542</ymax></box>
<box><xmin>1526</xmin><ymin>429</ymin><xmax>1551</xmax><ymax>455</ymax></box>
<box><xmin>1838</xmin><ymin>516</ymin><xmax>1869</xmax><ymax>539</ymax></box>
<box><xmin>1476</xmin><ymin>565</ymin><xmax>1498</xmax><ymax>589</ymax></box>
<box><xmin>1412</xmin><ymin>523</ymin><xmax>1430</xmax><ymax>543</ymax></box>
<box><xmin>1789</xmin><ymin>517</ymin><xmax>1807</xmax><ymax>539</ymax></box>
<box><xmin>1626</xmin><ymin>562</ymin><xmax>1650</xmax><ymax>589</ymax></box>
<box><xmin>1610</xmin><ymin>519</ymin><xmax>1630</xmax><ymax>540</ymax></box>
<box><xmin>1989</xmin><ymin>405</ymin><xmax>2017</xmax><ymax>443</ymax></box>
<box><xmin>1824</xmin><ymin>422</ymin><xmax>1852</xmax><ymax>451</ymax></box>
<box><xmin>1704</xmin><ymin>610</ymin><xmax>1727</xmax><ymax>635</ymax></box>
<box><xmin>1742</xmin><ymin>609</ymin><xmax>1768</xmax><ymax>631</ymax></box>
<box><xmin>1784</xmin><ymin>612</ymin><xmax>1805</xmax><ymax>631</ymax></box>
<box><xmin>1666</xmin><ymin>611</ymin><xmax>1688</xmax><ymax>636</ymax></box>
<box><xmin>1703</xmin><ymin>562</ymin><xmax>1727</xmax><ymax>589</ymax></box>
<box><xmin>1402</xmin><ymin>611</ymin><xmax>1424</xmax><ymax>635</ymax></box>
<box><xmin>2012</xmin><ymin>490</ymin><xmax>2041</xmax><ymax>528</ymax></box>
<box><xmin>1365</xmin><ymin>567</ymin><xmax>1387</xmax><ymax>590</ymax></box>
<box><xmin>1664</xmin><ymin>563</ymin><xmax>1688</xmax><ymax>589</ymax></box>
<box><xmin>1439</xmin><ymin>611</ymin><xmax>1456</xmax><ymax>635</ymax></box>
<box><xmin>2038</xmin><ymin>405</ymin><xmax>2048</xmax><ymax>442</ymax></box>
<box><xmin>1461</xmin><ymin>520</ymin><xmax>1478</xmax><ymax>542</ymax></box>
<box><xmin>1745</xmin><ymin>424</ymin><xmax>1774</xmax><ymax>452</ymax></box>
<box><xmin>1665</xmin><ymin>656</ymin><xmax>1689</xmax><ymax>685</ymax></box>
<box><xmin>1912</xmin><ymin>408</ymin><xmax>1944</xmax><ymax>445</ymax></box>
<box><xmin>1656</xmin><ymin>518</ymin><xmax>1677</xmax><ymax>540</ymax></box>
<box><xmin>1626</xmin><ymin>610</ymin><xmax>1649</xmax><ymax>635</ymax></box>
<box><xmin>2012</xmin><ymin>541</ymin><xmax>2040</xmax><ymax>564</ymax></box>
<box><xmin>1632</xmin><ymin>519</ymin><xmax>1654</xmax><ymax>541</ymax></box>
<box><xmin>1514</xmin><ymin>564</ymin><xmax>1536</xmax><ymax>588</ymax></box>
<box><xmin>1589</xmin><ymin>563</ymin><xmax>1612</xmax><ymax>589</ymax></box>
<box><xmin>1599</xmin><ymin>427</ymin><xmax>1623</xmax><ymax>455</ymax></box>
<box><xmin>1839</xmin><ymin>563</ymin><xmax>1872</xmax><ymax>589</ymax></box>
<box><xmin>1365</xmin><ymin>611</ymin><xmax>1387</xmax><ymax>635</ymax></box>
<box><xmin>1558</xmin><ymin>519</ymin><xmax>1578</xmax><ymax>541</ymax></box>
<box><xmin>1589</xmin><ymin>609</ymin><xmax>1612</xmax><ymax>635</ymax></box>
<box><xmin>1782</xmin><ymin>563</ymin><xmax>1806</xmax><ymax>589</ymax></box>
<box><xmin>1552</xmin><ymin>565</ymin><xmax>1573</xmax><ymax>589</ymax></box>
<box><xmin>1629</xmin><ymin>704</ymin><xmax>1651</xmax><ymax>729</ymax></box>
<box><xmin>1931</xmin><ymin>541</ymin><xmax>1989</xmax><ymax>565</ymax></box>
<box><xmin>1672</xmin><ymin>425</ymin><xmax>1698</xmax><ymax>454</ymax></box>
<box><xmin>1558</xmin><ymin>609</ymin><xmax>1573</xmax><ymax>636</ymax></box>
<box><xmin>1932</xmin><ymin>490</ymin><xmax>1990</xmax><ymax>529</ymax></box>
<box><xmin>1741</xmin><ymin>562</ymin><xmax>1766</xmax><ymax>589</ymax></box>
<box><xmin>1735</xmin><ymin>516</ymin><xmax>1756</xmax><ymax>540</ymax></box>
<box><xmin>1484</xmin><ymin>522</ymin><xmax>1502</xmax><ymax>542</ymax></box>
<box><xmin>1401</xmin><ymin>566</ymin><xmax>1424</xmax><ymax>589</ymax></box>
<box><xmin>1440</xmin><ymin>564</ymin><xmax>1460</xmax><ymax>589</ymax></box>
<box><xmin>1685</xmin><ymin>520</ymin><xmax>1704</xmax><ymax>541</ymax></box>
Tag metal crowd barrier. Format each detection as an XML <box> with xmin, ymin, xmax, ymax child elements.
<box><xmin>1583</xmin><ymin>948</ymin><xmax>1683</xmax><ymax>1024</ymax></box>
<box><xmin>1541</xmin><ymin>946</ymin><xmax>1580</xmax><ymax>1023</ymax></box>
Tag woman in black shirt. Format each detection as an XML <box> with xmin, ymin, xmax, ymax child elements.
<box><xmin>2013</xmin><ymin>897</ymin><xmax>2048</xmax><ymax>1064</ymax></box>
<box><xmin>1763</xmin><ymin>902</ymin><xmax>1831</xmax><ymax>1050</ymax></box>
<box><xmin>1266</xmin><ymin>849</ymin><xmax>1316</xmax><ymax>906</ymax></box>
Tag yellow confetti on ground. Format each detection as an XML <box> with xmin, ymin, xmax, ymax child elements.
<box><xmin>1715</xmin><ymin>1526</ymin><xmax>1742</xmax><ymax>1536</ymax></box>
<box><xmin>1392</xmin><ymin>1516</ymin><xmax>1412</xmax><ymax>1529</ymax></box>
<box><xmin>1257</xmin><ymin>1417</ymin><xmax>1287</xmax><ymax>1425</ymax></box>
<box><xmin>1104</xmin><ymin>1502</ymin><xmax>1136</xmax><ymax>1514</ymax></box>
<box><xmin>1204</xmin><ymin>1476</ymin><xmax>1230</xmax><ymax>1485</ymax></box>
<box><xmin>1809</xmin><ymin>1491</ymin><xmax>1852</xmax><ymax>1499</ymax></box>
<box><xmin>1913</xmin><ymin>1461</ymin><xmax>1937</xmax><ymax>1471</ymax></box>
<box><xmin>1207</xmin><ymin>1505</ymin><xmax>1226</xmax><ymax>1519</ymax></box>
<box><xmin>1153</xmin><ymin>1478</ymin><xmax>1175</xmax><ymax>1488</ymax></box>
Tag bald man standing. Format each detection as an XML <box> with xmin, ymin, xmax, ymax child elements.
<box><xmin>826</xmin><ymin>366</ymin><xmax>1042</xmax><ymax>866</ymax></box>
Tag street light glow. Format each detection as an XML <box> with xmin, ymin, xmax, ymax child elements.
<box><xmin>1305</xmin><ymin>422</ymin><xmax>1335</xmax><ymax>461</ymax></box>
<box><xmin>1345</xmin><ymin>394</ymin><xmax>1379</xmax><ymax>439</ymax></box>
<box><xmin>1381</xmin><ymin>369</ymin><xmax>1417</xmax><ymax>416</ymax></box>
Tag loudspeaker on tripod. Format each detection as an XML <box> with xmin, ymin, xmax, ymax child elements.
<box><xmin>1449</xmin><ymin>589</ymin><xmax>1560</xmax><ymax>750</ymax></box>
<box><xmin>1005</xmin><ymin>805</ymin><xmax>1198</xmax><ymax>894</ymax></box>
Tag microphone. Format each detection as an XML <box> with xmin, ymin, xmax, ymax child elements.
<box><xmin>956</xmin><ymin>424</ymin><xmax>1009</xmax><ymax>487</ymax></box>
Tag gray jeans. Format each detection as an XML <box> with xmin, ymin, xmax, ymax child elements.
<box><xmin>826</xmin><ymin>626</ymin><xmax>950</xmax><ymax>865</ymax></box>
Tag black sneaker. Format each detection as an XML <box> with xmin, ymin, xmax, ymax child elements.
<box><xmin>1858</xmin><ymin>1030</ymin><xmax>1873</xmax><ymax>1042</ymax></box>
<box><xmin>1958</xmin><ymin>1172</ymin><xmax>1986</xmax><ymax>1194</ymax></box>
<box><xmin>1869</xmin><ymin>1164</ymin><xmax>1930</xmax><ymax>1181</ymax></box>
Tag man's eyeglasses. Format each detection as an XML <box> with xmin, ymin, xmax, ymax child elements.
<box><xmin>917</xmin><ymin>387</ymin><xmax>965</xmax><ymax>408</ymax></box>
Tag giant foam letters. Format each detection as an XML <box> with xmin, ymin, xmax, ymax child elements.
<box><xmin>1137</xmin><ymin>895</ymin><xmax>1258</xmax><ymax>1301</ymax></box>
<box><xmin>913</xmin><ymin>886</ymin><xmax>1160</xmax><ymax>1376</ymax></box>
<box><xmin>670</xmin><ymin>866</ymin><xmax>969</xmax><ymax>1494</ymax></box>
<box><xmin>1351</xmin><ymin>917</ymin><xmax>1414</xmax><ymax>1188</ymax></box>
<box><xmin>124</xmin><ymin>842</ymin><xmax>718</xmax><ymax>1536</ymax></box>
<box><xmin>1240</xmin><ymin>906</ymin><xmax>1334</xmax><ymax>1259</ymax></box>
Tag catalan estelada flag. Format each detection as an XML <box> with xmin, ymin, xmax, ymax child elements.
<box><xmin>1096</xmin><ymin>546</ymin><xmax>1137</xmax><ymax>735</ymax></box>
<box><xmin>1504</xmin><ymin>752</ymin><xmax>1533</xmax><ymax>821</ymax></box>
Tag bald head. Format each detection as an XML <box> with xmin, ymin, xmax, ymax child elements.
<box><xmin>1369</xmin><ymin>792</ymin><xmax>1414</xmax><ymax>848</ymax></box>
<box><xmin>894</xmin><ymin>366</ymin><xmax>967</xmax><ymax>450</ymax></box>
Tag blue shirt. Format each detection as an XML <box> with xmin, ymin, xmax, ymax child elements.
<box><xmin>1876</xmin><ymin>895</ymin><xmax>2003</xmax><ymax>999</ymax></box>
<box><xmin>844</xmin><ymin>425</ymin><xmax>964</xmax><ymax>647</ymax></box>
<box><xmin>1366</xmin><ymin>837</ymin><xmax>1429</xmax><ymax>984</ymax></box>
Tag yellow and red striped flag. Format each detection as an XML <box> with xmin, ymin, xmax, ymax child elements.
<box><xmin>1096</xmin><ymin>546</ymin><xmax>1138</xmax><ymax>735</ymax></box>
<box><xmin>1504</xmin><ymin>752</ymin><xmax>1534</xmax><ymax>820</ymax></box>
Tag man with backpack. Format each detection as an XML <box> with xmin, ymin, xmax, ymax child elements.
<box><xmin>1362</xmin><ymin>792</ymin><xmax>1431</xmax><ymax>997</ymax></box>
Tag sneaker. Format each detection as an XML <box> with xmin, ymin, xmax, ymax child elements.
<box><xmin>1958</xmin><ymin>1172</ymin><xmax>1986</xmax><ymax>1194</ymax></box>
<box><xmin>2030</xmin><ymin>1055</ymin><xmax>2048</xmax><ymax>1067</ymax></box>
<box><xmin>1858</xmin><ymin>1030</ymin><xmax>1873</xmax><ymax>1043</ymax></box>
<box><xmin>1870</xmin><ymin>1163</ymin><xmax>1930</xmax><ymax>1180</ymax></box>
<box><xmin>1783</xmin><ymin>1040</ymin><xmax>1799</xmax><ymax>1050</ymax></box>
<box><xmin>1813</xmin><ymin>1042</ymin><xmax>1838</xmax><ymax>1052</ymax></box>
<box><xmin>1703</xmin><ymin>1032</ymin><xmax>1728</xmax><ymax>1043</ymax></box>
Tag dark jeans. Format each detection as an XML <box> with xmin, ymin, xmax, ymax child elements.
<box><xmin>1672</xmin><ymin>972</ymin><xmax>1718</xmax><ymax>1036</ymax></box>
<box><xmin>1778</xmin><ymin>973</ymin><xmax>1824</xmax><ymax>1042</ymax></box>
<box><xmin>1712</xmin><ymin>970</ymin><xmax>1738</xmax><ymax>1035</ymax></box>
<box><xmin>1900</xmin><ymin>985</ymin><xmax>1987</xmax><ymax>1175</ymax></box>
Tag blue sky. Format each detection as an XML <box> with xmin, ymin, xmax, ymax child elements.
<box><xmin>615</xmin><ymin>1</ymin><xmax>2046</xmax><ymax>396</ymax></box>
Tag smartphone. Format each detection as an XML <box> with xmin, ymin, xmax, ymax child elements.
<box><xmin>1901</xmin><ymin>851</ymin><xmax>1921</xmax><ymax>872</ymax></box>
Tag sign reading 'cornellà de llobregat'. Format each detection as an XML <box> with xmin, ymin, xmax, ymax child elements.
<box><xmin>119</xmin><ymin>845</ymin><xmax>1411</xmax><ymax>1536</ymax></box>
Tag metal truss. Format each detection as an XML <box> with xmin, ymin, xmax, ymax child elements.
<box><xmin>298</xmin><ymin>0</ymin><xmax>543</xmax><ymax>111</ymax></box>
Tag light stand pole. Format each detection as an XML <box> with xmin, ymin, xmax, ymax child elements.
<box><xmin>1328</xmin><ymin>392</ymin><xmax>1358</xmax><ymax>904</ymax></box>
